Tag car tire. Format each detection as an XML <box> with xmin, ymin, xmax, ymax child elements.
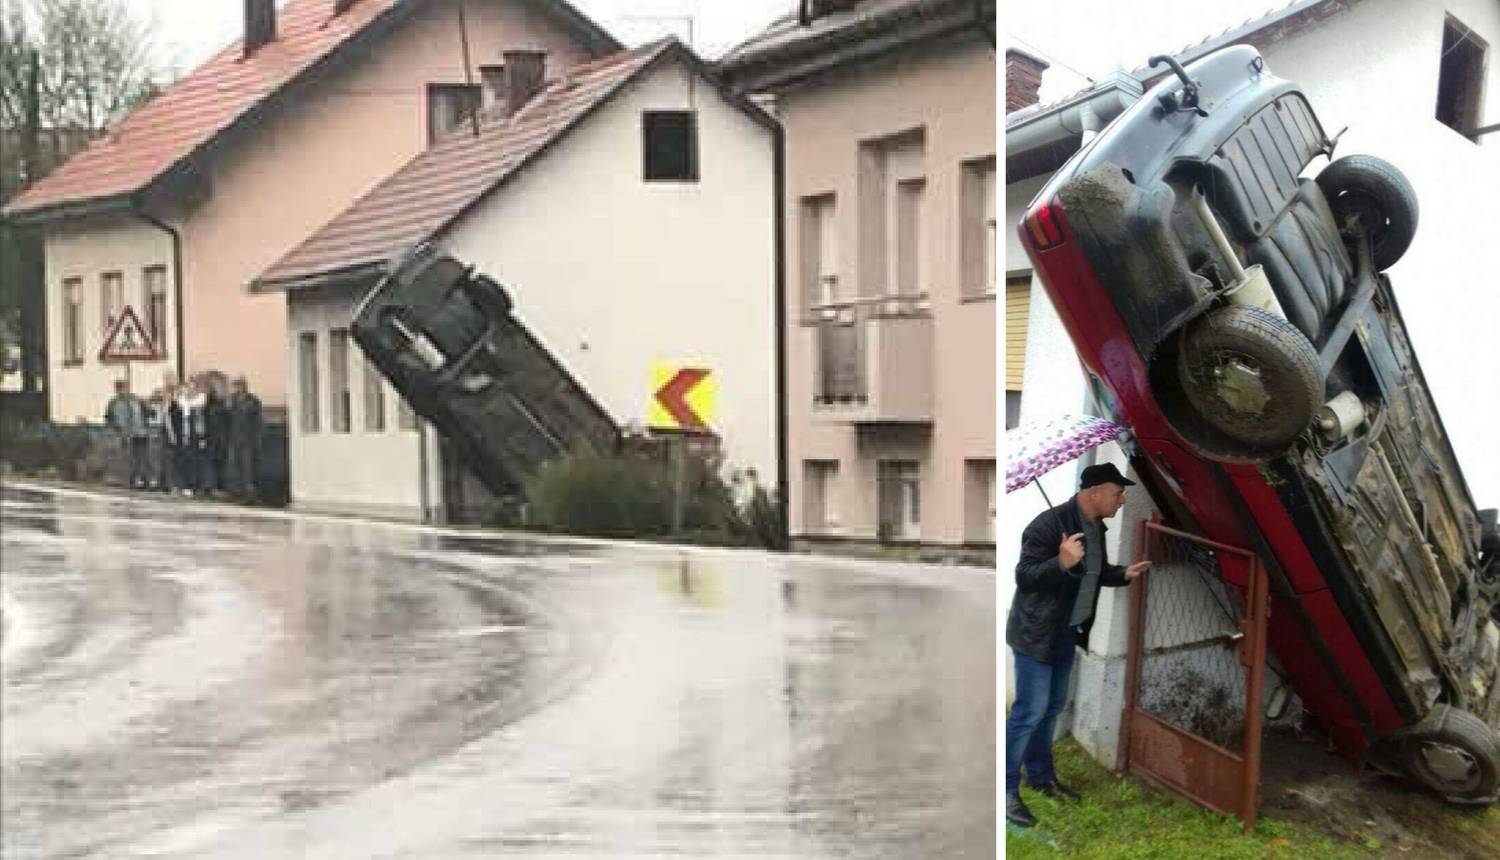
<box><xmin>1315</xmin><ymin>154</ymin><xmax>1418</xmax><ymax>271</ymax></box>
<box><xmin>1400</xmin><ymin>705</ymin><xmax>1500</xmax><ymax>801</ymax></box>
<box><xmin>1177</xmin><ymin>306</ymin><xmax>1322</xmax><ymax>454</ymax></box>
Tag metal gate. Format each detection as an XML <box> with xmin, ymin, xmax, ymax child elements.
<box><xmin>1121</xmin><ymin>519</ymin><xmax>1270</xmax><ymax>830</ymax></box>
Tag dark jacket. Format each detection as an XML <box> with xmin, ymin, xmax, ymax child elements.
<box><xmin>205</xmin><ymin>392</ymin><xmax>232</xmax><ymax>450</ymax></box>
<box><xmin>229</xmin><ymin>392</ymin><xmax>262</xmax><ymax>448</ymax></box>
<box><xmin>1006</xmin><ymin>497</ymin><xmax>1129</xmax><ymax>663</ymax></box>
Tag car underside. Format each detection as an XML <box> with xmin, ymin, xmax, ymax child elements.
<box><xmin>1021</xmin><ymin>45</ymin><xmax>1500</xmax><ymax>800</ymax></box>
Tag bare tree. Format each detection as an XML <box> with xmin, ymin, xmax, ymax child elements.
<box><xmin>1</xmin><ymin>0</ymin><xmax>158</xmax><ymax>141</ymax></box>
<box><xmin>1</xmin><ymin>0</ymin><xmax>160</xmax><ymax>395</ymax></box>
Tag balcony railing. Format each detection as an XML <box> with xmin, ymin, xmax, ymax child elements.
<box><xmin>809</xmin><ymin>293</ymin><xmax>932</xmax><ymax>422</ymax></box>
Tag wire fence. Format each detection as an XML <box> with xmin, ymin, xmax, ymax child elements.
<box><xmin>1135</xmin><ymin>529</ymin><xmax>1252</xmax><ymax>752</ymax></box>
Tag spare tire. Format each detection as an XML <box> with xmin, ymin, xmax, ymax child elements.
<box><xmin>1177</xmin><ymin>306</ymin><xmax>1322</xmax><ymax>455</ymax></box>
<box><xmin>1316</xmin><ymin>154</ymin><xmax>1419</xmax><ymax>271</ymax></box>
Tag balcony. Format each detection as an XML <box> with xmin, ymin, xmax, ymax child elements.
<box><xmin>809</xmin><ymin>294</ymin><xmax>933</xmax><ymax>424</ymax></box>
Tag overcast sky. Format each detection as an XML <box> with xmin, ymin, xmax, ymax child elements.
<box><xmin>133</xmin><ymin>0</ymin><xmax>797</xmax><ymax>74</ymax></box>
<box><xmin>130</xmin><ymin>0</ymin><xmax>1321</xmax><ymax>95</ymax></box>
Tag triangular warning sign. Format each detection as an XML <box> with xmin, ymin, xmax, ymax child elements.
<box><xmin>99</xmin><ymin>306</ymin><xmax>157</xmax><ymax>362</ymax></box>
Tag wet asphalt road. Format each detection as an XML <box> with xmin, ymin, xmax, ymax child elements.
<box><xmin>1</xmin><ymin>483</ymin><xmax>995</xmax><ymax>859</ymax></box>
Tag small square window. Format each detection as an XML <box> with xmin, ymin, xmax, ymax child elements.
<box><xmin>427</xmin><ymin>83</ymin><xmax>481</xmax><ymax>143</ymax></box>
<box><xmin>1436</xmin><ymin>17</ymin><xmax>1488</xmax><ymax>140</ymax></box>
<box><xmin>643</xmin><ymin>111</ymin><xmax>698</xmax><ymax>182</ymax></box>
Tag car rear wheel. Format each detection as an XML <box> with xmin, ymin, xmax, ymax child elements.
<box><xmin>1177</xmin><ymin>306</ymin><xmax>1322</xmax><ymax>455</ymax></box>
<box><xmin>1315</xmin><ymin>154</ymin><xmax>1418</xmax><ymax>271</ymax></box>
<box><xmin>1400</xmin><ymin>705</ymin><xmax>1500</xmax><ymax>801</ymax></box>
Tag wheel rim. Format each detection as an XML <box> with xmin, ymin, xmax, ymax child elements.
<box><xmin>1411</xmin><ymin>740</ymin><xmax>1484</xmax><ymax>795</ymax></box>
<box><xmin>1333</xmin><ymin>189</ymin><xmax>1392</xmax><ymax>252</ymax></box>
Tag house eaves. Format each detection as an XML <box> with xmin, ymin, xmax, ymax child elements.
<box><xmin>717</xmin><ymin>0</ymin><xmax>995</xmax><ymax>94</ymax></box>
<box><xmin>4</xmin><ymin>0</ymin><xmax>623</xmax><ymax>226</ymax></box>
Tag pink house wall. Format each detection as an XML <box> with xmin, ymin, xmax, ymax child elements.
<box><xmin>781</xmin><ymin>37</ymin><xmax>997</xmax><ymax>547</ymax></box>
<box><xmin>173</xmin><ymin>0</ymin><xmax>595</xmax><ymax>407</ymax></box>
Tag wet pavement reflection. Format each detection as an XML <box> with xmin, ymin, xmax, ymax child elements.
<box><xmin>1</xmin><ymin>483</ymin><xmax>995</xmax><ymax>858</ymax></box>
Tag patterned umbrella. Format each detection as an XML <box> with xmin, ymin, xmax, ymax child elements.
<box><xmin>1006</xmin><ymin>414</ymin><xmax>1127</xmax><ymax>494</ymax></box>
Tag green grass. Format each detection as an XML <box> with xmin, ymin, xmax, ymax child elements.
<box><xmin>1006</xmin><ymin>738</ymin><xmax>1372</xmax><ymax>860</ymax></box>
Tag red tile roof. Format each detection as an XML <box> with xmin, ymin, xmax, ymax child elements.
<box><xmin>252</xmin><ymin>38</ymin><xmax>679</xmax><ymax>290</ymax></box>
<box><xmin>3</xmin><ymin>0</ymin><xmax>621</xmax><ymax>221</ymax></box>
<box><xmin>4</xmin><ymin>0</ymin><xmax>407</xmax><ymax>218</ymax></box>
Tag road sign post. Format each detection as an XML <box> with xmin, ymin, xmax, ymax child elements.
<box><xmin>649</xmin><ymin>364</ymin><xmax>717</xmax><ymax>534</ymax></box>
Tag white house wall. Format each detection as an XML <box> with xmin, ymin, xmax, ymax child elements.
<box><xmin>44</xmin><ymin>215</ymin><xmax>176</xmax><ymax>421</ymax></box>
<box><xmin>441</xmin><ymin>59</ymin><xmax>779</xmax><ymax>485</ymax></box>
<box><xmin>1253</xmin><ymin>0</ymin><xmax>1500</xmax><ymax>506</ymax></box>
<box><xmin>286</xmin><ymin>288</ymin><xmax>427</xmax><ymax>519</ymax></box>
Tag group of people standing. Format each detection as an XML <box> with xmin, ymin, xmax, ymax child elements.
<box><xmin>103</xmin><ymin>372</ymin><xmax>263</xmax><ymax>501</ymax></box>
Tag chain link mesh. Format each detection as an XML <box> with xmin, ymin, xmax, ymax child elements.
<box><xmin>1136</xmin><ymin>529</ymin><xmax>1251</xmax><ymax>752</ymax></box>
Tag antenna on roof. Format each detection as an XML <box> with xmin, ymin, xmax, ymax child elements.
<box><xmin>620</xmin><ymin>14</ymin><xmax>697</xmax><ymax>109</ymax></box>
<box><xmin>457</xmin><ymin>1</ymin><xmax>481</xmax><ymax>137</ymax></box>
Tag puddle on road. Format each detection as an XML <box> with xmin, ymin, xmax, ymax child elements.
<box><xmin>1</xmin><ymin>484</ymin><xmax>996</xmax><ymax>858</ymax></box>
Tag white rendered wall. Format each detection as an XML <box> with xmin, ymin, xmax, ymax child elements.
<box><xmin>442</xmin><ymin>59</ymin><xmax>779</xmax><ymax>486</ymax></box>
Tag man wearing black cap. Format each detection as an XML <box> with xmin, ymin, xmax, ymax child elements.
<box><xmin>1005</xmin><ymin>462</ymin><xmax>1151</xmax><ymax>828</ymax></box>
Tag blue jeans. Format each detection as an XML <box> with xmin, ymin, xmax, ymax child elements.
<box><xmin>1005</xmin><ymin>625</ymin><xmax>1078</xmax><ymax>796</ymax></box>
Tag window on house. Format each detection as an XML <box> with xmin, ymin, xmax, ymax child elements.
<box><xmin>329</xmin><ymin>328</ymin><xmax>351</xmax><ymax>433</ymax></box>
<box><xmin>1006</xmin><ymin>273</ymin><xmax>1031</xmax><ymax>398</ymax></box>
<box><xmin>1436</xmin><ymin>17</ymin><xmax>1488</xmax><ymax>139</ymax></box>
<box><xmin>965</xmin><ymin>459</ymin><xmax>997</xmax><ymax>544</ymax></box>
<box><xmin>643</xmin><ymin>111</ymin><xmax>698</xmax><ymax>182</ymax></box>
<box><xmin>803</xmin><ymin>460</ymin><xmax>839</xmax><ymax>533</ymax></box>
<box><xmin>877</xmin><ymin>460</ymin><xmax>921</xmax><ymax>542</ymax></box>
<box><xmin>858</xmin><ymin>129</ymin><xmax>925</xmax><ymax>298</ymax></box>
<box><xmin>299</xmin><ymin>332</ymin><xmax>320</xmax><ymax>433</ymax></box>
<box><xmin>893</xmin><ymin>177</ymin><xmax>925</xmax><ymax>295</ymax></box>
<box><xmin>963</xmin><ymin>157</ymin><xmax>998</xmax><ymax>296</ymax></box>
<box><xmin>363</xmin><ymin>356</ymin><xmax>386</xmax><ymax>432</ymax></box>
<box><xmin>63</xmin><ymin>277</ymin><xmax>83</xmax><ymax>364</ymax></box>
<box><xmin>397</xmin><ymin>393</ymin><xmax>419</xmax><ymax>431</ymax></box>
<box><xmin>100</xmin><ymin>271</ymin><xmax>124</xmax><ymax>334</ymax></box>
<box><xmin>480</xmin><ymin>64</ymin><xmax>505</xmax><ymax>111</ymax></box>
<box><xmin>800</xmin><ymin>194</ymin><xmax>838</xmax><ymax>309</ymax></box>
<box><xmin>143</xmin><ymin>265</ymin><xmax>167</xmax><ymax>354</ymax></box>
<box><xmin>427</xmin><ymin>83</ymin><xmax>481</xmax><ymax>142</ymax></box>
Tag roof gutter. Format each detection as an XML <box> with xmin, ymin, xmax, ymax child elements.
<box><xmin>250</xmin><ymin>260</ymin><xmax>387</xmax><ymax>294</ymax></box>
<box><xmin>721</xmin><ymin>1</ymin><xmax>992</xmax><ymax>92</ymax></box>
<box><xmin>133</xmin><ymin>201</ymin><xmax>185</xmax><ymax>384</ymax></box>
<box><xmin>1004</xmin><ymin>73</ymin><xmax>1143</xmax><ymax>156</ymax></box>
<box><xmin>3</xmin><ymin>192</ymin><xmax>135</xmax><ymax>227</ymax></box>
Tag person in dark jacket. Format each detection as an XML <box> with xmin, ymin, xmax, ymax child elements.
<box><xmin>1005</xmin><ymin>462</ymin><xmax>1151</xmax><ymax>829</ymax></box>
<box><xmin>204</xmin><ymin>380</ymin><xmax>232</xmax><ymax>495</ymax></box>
<box><xmin>226</xmin><ymin>376</ymin><xmax>263</xmax><ymax>501</ymax></box>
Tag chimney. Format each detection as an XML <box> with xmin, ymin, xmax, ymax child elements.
<box><xmin>243</xmin><ymin>0</ymin><xmax>277</xmax><ymax>57</ymax></box>
<box><xmin>1005</xmin><ymin>48</ymin><xmax>1049</xmax><ymax>113</ymax></box>
<box><xmin>501</xmin><ymin>50</ymin><xmax>547</xmax><ymax>116</ymax></box>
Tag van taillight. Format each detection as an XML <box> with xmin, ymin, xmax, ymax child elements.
<box><xmin>1025</xmin><ymin>200</ymin><xmax>1066</xmax><ymax>250</ymax></box>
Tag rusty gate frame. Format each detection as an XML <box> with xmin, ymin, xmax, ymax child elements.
<box><xmin>1120</xmin><ymin>519</ymin><xmax>1270</xmax><ymax>831</ymax></box>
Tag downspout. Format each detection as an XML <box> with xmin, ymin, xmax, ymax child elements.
<box><xmin>772</xmin><ymin>122</ymin><xmax>790</xmax><ymax>550</ymax></box>
<box><xmin>134</xmin><ymin>204</ymin><xmax>185</xmax><ymax>383</ymax></box>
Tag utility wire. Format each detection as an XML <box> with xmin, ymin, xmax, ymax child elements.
<box><xmin>1004</xmin><ymin>32</ymin><xmax>1097</xmax><ymax>84</ymax></box>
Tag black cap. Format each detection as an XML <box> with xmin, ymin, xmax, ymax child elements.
<box><xmin>1080</xmin><ymin>463</ymin><xmax>1136</xmax><ymax>490</ymax></box>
